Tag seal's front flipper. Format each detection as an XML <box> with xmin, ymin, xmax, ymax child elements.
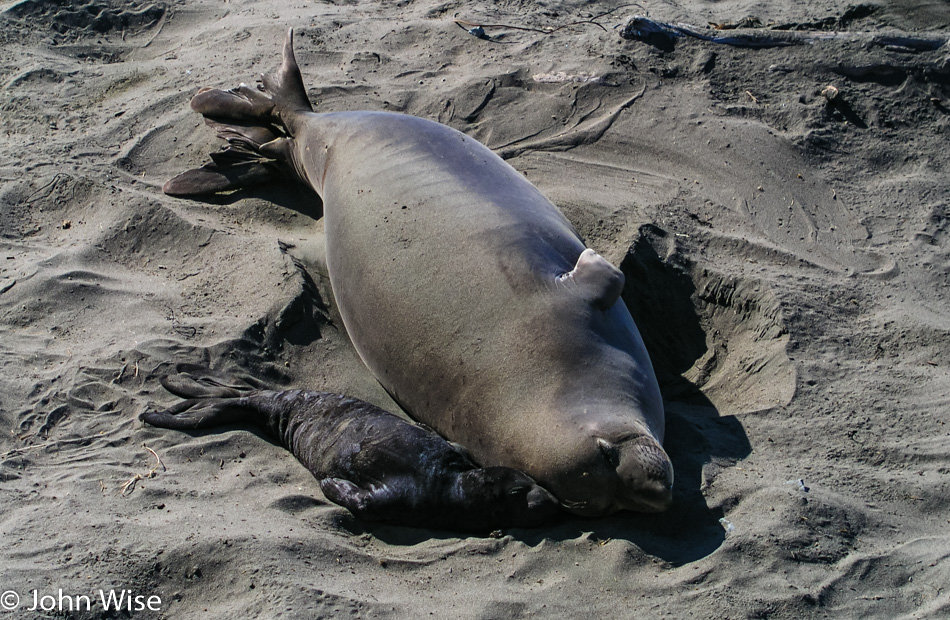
<box><xmin>140</xmin><ymin>398</ymin><xmax>250</xmax><ymax>430</ymax></box>
<box><xmin>557</xmin><ymin>248</ymin><xmax>625</xmax><ymax>310</ymax></box>
<box><xmin>319</xmin><ymin>478</ymin><xmax>375</xmax><ymax>516</ymax></box>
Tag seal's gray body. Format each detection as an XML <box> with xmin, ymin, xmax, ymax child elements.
<box><xmin>311</xmin><ymin>114</ymin><xmax>668</xmax><ymax>514</ymax></box>
<box><xmin>164</xmin><ymin>31</ymin><xmax>673</xmax><ymax>516</ymax></box>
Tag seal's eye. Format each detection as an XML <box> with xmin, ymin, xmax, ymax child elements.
<box><xmin>597</xmin><ymin>438</ymin><xmax>620</xmax><ymax>469</ymax></box>
<box><xmin>508</xmin><ymin>486</ymin><xmax>529</xmax><ymax>496</ymax></box>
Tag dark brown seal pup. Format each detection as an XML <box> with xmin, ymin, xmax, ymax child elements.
<box><xmin>141</xmin><ymin>371</ymin><xmax>559</xmax><ymax>531</ymax></box>
<box><xmin>163</xmin><ymin>30</ymin><xmax>673</xmax><ymax>516</ymax></box>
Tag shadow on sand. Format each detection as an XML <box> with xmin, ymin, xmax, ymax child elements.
<box><xmin>536</xmin><ymin>224</ymin><xmax>753</xmax><ymax>566</ymax></box>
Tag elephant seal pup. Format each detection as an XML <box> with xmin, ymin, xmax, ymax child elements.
<box><xmin>163</xmin><ymin>30</ymin><xmax>673</xmax><ymax>516</ymax></box>
<box><xmin>141</xmin><ymin>371</ymin><xmax>559</xmax><ymax>531</ymax></box>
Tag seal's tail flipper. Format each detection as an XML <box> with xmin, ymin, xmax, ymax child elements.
<box><xmin>162</xmin><ymin>150</ymin><xmax>284</xmax><ymax>196</ymax></box>
<box><xmin>163</xmin><ymin>29</ymin><xmax>312</xmax><ymax>196</ymax></box>
<box><xmin>188</xmin><ymin>29</ymin><xmax>313</xmax><ymax>122</ymax></box>
<box><xmin>158</xmin><ymin>365</ymin><xmax>263</xmax><ymax>399</ymax></box>
<box><xmin>140</xmin><ymin>398</ymin><xmax>251</xmax><ymax>430</ymax></box>
<box><xmin>262</xmin><ymin>28</ymin><xmax>314</xmax><ymax>117</ymax></box>
<box><xmin>141</xmin><ymin>366</ymin><xmax>262</xmax><ymax>428</ymax></box>
<box><xmin>159</xmin><ymin>374</ymin><xmax>247</xmax><ymax>400</ymax></box>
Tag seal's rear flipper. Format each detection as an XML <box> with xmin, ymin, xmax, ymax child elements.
<box><xmin>261</xmin><ymin>29</ymin><xmax>313</xmax><ymax>116</ymax></box>
<box><xmin>163</xmin><ymin>161</ymin><xmax>282</xmax><ymax>196</ymax></box>
<box><xmin>159</xmin><ymin>374</ymin><xmax>251</xmax><ymax>400</ymax></box>
<box><xmin>164</xmin><ymin>29</ymin><xmax>312</xmax><ymax>196</ymax></box>
<box><xmin>158</xmin><ymin>364</ymin><xmax>262</xmax><ymax>399</ymax></box>
<box><xmin>188</xmin><ymin>30</ymin><xmax>312</xmax><ymax>122</ymax></box>
<box><xmin>140</xmin><ymin>398</ymin><xmax>251</xmax><ymax>429</ymax></box>
<box><xmin>163</xmin><ymin>116</ymin><xmax>290</xmax><ymax>196</ymax></box>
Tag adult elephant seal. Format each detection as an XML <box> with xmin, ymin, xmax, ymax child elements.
<box><xmin>141</xmin><ymin>369</ymin><xmax>559</xmax><ymax>531</ymax></box>
<box><xmin>163</xmin><ymin>30</ymin><xmax>673</xmax><ymax>516</ymax></box>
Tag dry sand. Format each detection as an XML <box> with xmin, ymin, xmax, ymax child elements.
<box><xmin>1</xmin><ymin>0</ymin><xmax>949</xmax><ymax>617</ymax></box>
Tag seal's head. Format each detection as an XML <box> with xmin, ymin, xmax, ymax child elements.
<box><xmin>517</xmin><ymin>247</ymin><xmax>673</xmax><ymax>515</ymax></box>
<box><xmin>541</xmin><ymin>427</ymin><xmax>674</xmax><ymax>516</ymax></box>
<box><xmin>599</xmin><ymin>434</ymin><xmax>674</xmax><ymax>513</ymax></box>
<box><xmin>452</xmin><ymin>467</ymin><xmax>560</xmax><ymax>529</ymax></box>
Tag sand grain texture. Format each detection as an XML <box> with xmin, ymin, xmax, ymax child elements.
<box><xmin>1</xmin><ymin>0</ymin><xmax>949</xmax><ymax>617</ymax></box>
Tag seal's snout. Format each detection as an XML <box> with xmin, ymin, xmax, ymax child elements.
<box><xmin>609</xmin><ymin>436</ymin><xmax>674</xmax><ymax>513</ymax></box>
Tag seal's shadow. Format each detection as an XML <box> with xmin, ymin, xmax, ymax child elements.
<box><xmin>527</xmin><ymin>225</ymin><xmax>752</xmax><ymax>565</ymax></box>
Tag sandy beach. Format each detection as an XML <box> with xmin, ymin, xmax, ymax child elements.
<box><xmin>1</xmin><ymin>0</ymin><xmax>949</xmax><ymax>617</ymax></box>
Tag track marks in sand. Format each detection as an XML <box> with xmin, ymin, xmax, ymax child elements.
<box><xmin>1</xmin><ymin>0</ymin><xmax>166</xmax><ymax>50</ymax></box>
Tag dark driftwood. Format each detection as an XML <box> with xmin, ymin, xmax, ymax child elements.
<box><xmin>620</xmin><ymin>15</ymin><xmax>947</xmax><ymax>52</ymax></box>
